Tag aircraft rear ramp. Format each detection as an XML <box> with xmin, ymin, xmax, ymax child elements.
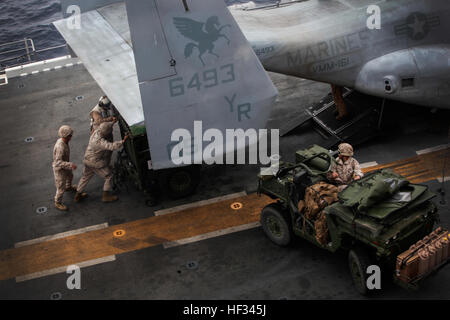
<box><xmin>280</xmin><ymin>89</ymin><xmax>385</xmax><ymax>149</ymax></box>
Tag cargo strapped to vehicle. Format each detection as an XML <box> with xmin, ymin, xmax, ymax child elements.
<box><xmin>396</xmin><ymin>227</ymin><xmax>450</xmax><ymax>288</ymax></box>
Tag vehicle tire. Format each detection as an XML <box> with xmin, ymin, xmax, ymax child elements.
<box><xmin>348</xmin><ymin>247</ymin><xmax>373</xmax><ymax>296</ymax></box>
<box><xmin>159</xmin><ymin>165</ymin><xmax>201</xmax><ymax>199</ymax></box>
<box><xmin>112</xmin><ymin>151</ymin><xmax>129</xmax><ymax>191</ymax></box>
<box><xmin>145</xmin><ymin>194</ymin><xmax>158</xmax><ymax>207</ymax></box>
<box><xmin>261</xmin><ymin>203</ymin><xmax>293</xmax><ymax>247</ymax></box>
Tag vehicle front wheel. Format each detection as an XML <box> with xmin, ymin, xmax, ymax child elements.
<box><xmin>348</xmin><ymin>247</ymin><xmax>373</xmax><ymax>296</ymax></box>
<box><xmin>261</xmin><ymin>203</ymin><xmax>292</xmax><ymax>247</ymax></box>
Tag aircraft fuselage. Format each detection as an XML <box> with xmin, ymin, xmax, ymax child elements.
<box><xmin>232</xmin><ymin>0</ymin><xmax>450</xmax><ymax>109</ymax></box>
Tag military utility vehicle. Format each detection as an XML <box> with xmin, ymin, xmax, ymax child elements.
<box><xmin>258</xmin><ymin>145</ymin><xmax>444</xmax><ymax>294</ymax></box>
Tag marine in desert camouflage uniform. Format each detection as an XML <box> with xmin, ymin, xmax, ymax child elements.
<box><xmin>53</xmin><ymin>125</ymin><xmax>78</xmax><ymax>211</ymax></box>
<box><xmin>327</xmin><ymin>143</ymin><xmax>363</xmax><ymax>192</ymax></box>
<box><xmin>75</xmin><ymin>122</ymin><xmax>128</xmax><ymax>203</ymax></box>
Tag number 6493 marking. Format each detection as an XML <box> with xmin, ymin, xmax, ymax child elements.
<box><xmin>169</xmin><ymin>64</ymin><xmax>235</xmax><ymax>97</ymax></box>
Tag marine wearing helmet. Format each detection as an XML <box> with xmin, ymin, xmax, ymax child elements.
<box><xmin>327</xmin><ymin>143</ymin><xmax>363</xmax><ymax>192</ymax></box>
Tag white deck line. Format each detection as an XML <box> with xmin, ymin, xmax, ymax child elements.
<box><xmin>163</xmin><ymin>222</ymin><xmax>261</xmax><ymax>249</ymax></box>
<box><xmin>360</xmin><ymin>161</ymin><xmax>379</xmax><ymax>169</ymax></box>
<box><xmin>416</xmin><ymin>144</ymin><xmax>449</xmax><ymax>155</ymax></box>
<box><xmin>155</xmin><ymin>191</ymin><xmax>247</xmax><ymax>216</ymax></box>
<box><xmin>0</xmin><ymin>73</ymin><xmax>8</xmax><ymax>86</ymax></box>
<box><xmin>15</xmin><ymin>223</ymin><xmax>109</xmax><ymax>248</ymax></box>
<box><xmin>15</xmin><ymin>256</ymin><xmax>116</xmax><ymax>283</ymax></box>
<box><xmin>5</xmin><ymin>56</ymin><xmax>81</xmax><ymax>79</ymax></box>
<box><xmin>437</xmin><ymin>176</ymin><xmax>450</xmax><ymax>183</ymax></box>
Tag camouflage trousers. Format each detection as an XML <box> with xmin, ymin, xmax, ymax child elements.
<box><xmin>77</xmin><ymin>165</ymin><xmax>113</xmax><ymax>193</ymax></box>
<box><xmin>53</xmin><ymin>168</ymin><xmax>73</xmax><ymax>203</ymax></box>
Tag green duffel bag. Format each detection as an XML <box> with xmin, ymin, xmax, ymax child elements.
<box><xmin>295</xmin><ymin>144</ymin><xmax>335</xmax><ymax>172</ymax></box>
<box><xmin>339</xmin><ymin>169</ymin><xmax>409</xmax><ymax>212</ymax></box>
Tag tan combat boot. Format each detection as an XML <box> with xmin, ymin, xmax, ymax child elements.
<box><xmin>65</xmin><ymin>185</ymin><xmax>78</xmax><ymax>192</ymax></box>
<box><xmin>74</xmin><ymin>192</ymin><xmax>88</xmax><ymax>203</ymax></box>
<box><xmin>55</xmin><ymin>202</ymin><xmax>68</xmax><ymax>211</ymax></box>
<box><xmin>102</xmin><ymin>191</ymin><xmax>118</xmax><ymax>203</ymax></box>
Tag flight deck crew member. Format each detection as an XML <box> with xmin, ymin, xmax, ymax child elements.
<box><xmin>90</xmin><ymin>96</ymin><xmax>117</xmax><ymax>134</ymax></box>
<box><xmin>53</xmin><ymin>125</ymin><xmax>78</xmax><ymax>211</ymax></box>
<box><xmin>327</xmin><ymin>143</ymin><xmax>363</xmax><ymax>192</ymax></box>
<box><xmin>75</xmin><ymin>122</ymin><xmax>128</xmax><ymax>203</ymax></box>
<box><xmin>331</xmin><ymin>84</ymin><xmax>348</xmax><ymax>120</ymax></box>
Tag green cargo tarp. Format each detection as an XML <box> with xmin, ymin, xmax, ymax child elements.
<box><xmin>339</xmin><ymin>170</ymin><xmax>419</xmax><ymax>214</ymax></box>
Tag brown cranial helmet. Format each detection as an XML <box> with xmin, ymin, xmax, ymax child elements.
<box><xmin>338</xmin><ymin>143</ymin><xmax>354</xmax><ymax>157</ymax></box>
<box><xmin>58</xmin><ymin>125</ymin><xmax>74</xmax><ymax>138</ymax></box>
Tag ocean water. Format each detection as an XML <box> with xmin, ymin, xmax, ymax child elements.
<box><xmin>0</xmin><ymin>0</ymin><xmax>67</xmax><ymax>62</ymax></box>
<box><xmin>0</xmin><ymin>0</ymin><xmax>275</xmax><ymax>64</ymax></box>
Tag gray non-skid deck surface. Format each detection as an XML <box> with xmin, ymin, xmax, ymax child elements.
<box><xmin>0</xmin><ymin>65</ymin><xmax>449</xmax><ymax>299</ymax></box>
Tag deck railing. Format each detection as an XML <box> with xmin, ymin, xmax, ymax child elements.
<box><xmin>0</xmin><ymin>38</ymin><xmax>68</xmax><ymax>72</ymax></box>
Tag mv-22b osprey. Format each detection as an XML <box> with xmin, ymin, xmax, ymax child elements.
<box><xmin>54</xmin><ymin>0</ymin><xmax>450</xmax><ymax>170</ymax></box>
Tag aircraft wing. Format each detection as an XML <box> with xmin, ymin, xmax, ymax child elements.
<box><xmin>54</xmin><ymin>3</ymin><xmax>143</xmax><ymax>128</ymax></box>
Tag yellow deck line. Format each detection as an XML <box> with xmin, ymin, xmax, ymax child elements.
<box><xmin>363</xmin><ymin>147</ymin><xmax>449</xmax><ymax>183</ymax></box>
<box><xmin>0</xmin><ymin>194</ymin><xmax>273</xmax><ymax>281</ymax></box>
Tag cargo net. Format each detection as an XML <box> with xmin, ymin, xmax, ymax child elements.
<box><xmin>298</xmin><ymin>182</ymin><xmax>339</xmax><ymax>245</ymax></box>
<box><xmin>396</xmin><ymin>227</ymin><xmax>450</xmax><ymax>284</ymax></box>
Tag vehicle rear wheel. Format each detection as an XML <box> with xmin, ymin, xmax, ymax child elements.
<box><xmin>348</xmin><ymin>247</ymin><xmax>372</xmax><ymax>296</ymax></box>
<box><xmin>159</xmin><ymin>165</ymin><xmax>201</xmax><ymax>199</ymax></box>
<box><xmin>261</xmin><ymin>203</ymin><xmax>292</xmax><ymax>247</ymax></box>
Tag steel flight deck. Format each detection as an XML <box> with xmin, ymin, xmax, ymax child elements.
<box><xmin>0</xmin><ymin>146</ymin><xmax>448</xmax><ymax>283</ymax></box>
<box><xmin>0</xmin><ymin>14</ymin><xmax>450</xmax><ymax>300</ymax></box>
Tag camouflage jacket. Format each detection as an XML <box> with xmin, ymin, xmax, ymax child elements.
<box><xmin>83</xmin><ymin>130</ymin><xmax>123</xmax><ymax>169</ymax></box>
<box><xmin>53</xmin><ymin>138</ymin><xmax>73</xmax><ymax>170</ymax></box>
<box><xmin>327</xmin><ymin>157</ymin><xmax>363</xmax><ymax>185</ymax></box>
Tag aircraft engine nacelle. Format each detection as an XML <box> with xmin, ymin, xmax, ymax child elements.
<box><xmin>355</xmin><ymin>45</ymin><xmax>450</xmax><ymax>109</ymax></box>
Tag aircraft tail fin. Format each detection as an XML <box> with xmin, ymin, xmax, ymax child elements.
<box><xmin>125</xmin><ymin>0</ymin><xmax>278</xmax><ymax>169</ymax></box>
